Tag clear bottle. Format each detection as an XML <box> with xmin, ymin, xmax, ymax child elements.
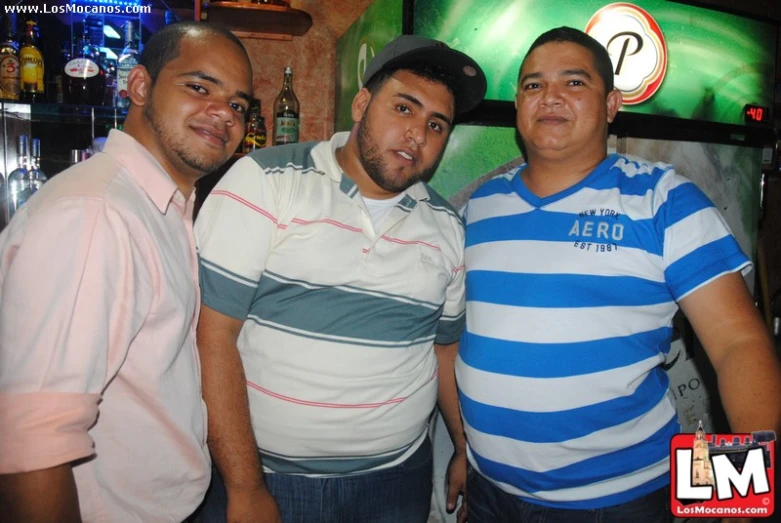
<box><xmin>8</xmin><ymin>135</ymin><xmax>30</xmax><ymax>217</ymax></box>
<box><xmin>0</xmin><ymin>14</ymin><xmax>20</xmax><ymax>101</ymax></box>
<box><xmin>115</xmin><ymin>21</ymin><xmax>138</xmax><ymax>110</ymax></box>
<box><xmin>28</xmin><ymin>138</ymin><xmax>47</xmax><ymax>193</ymax></box>
<box><xmin>273</xmin><ymin>66</ymin><xmax>300</xmax><ymax>145</ymax></box>
<box><xmin>19</xmin><ymin>18</ymin><xmax>44</xmax><ymax>103</ymax></box>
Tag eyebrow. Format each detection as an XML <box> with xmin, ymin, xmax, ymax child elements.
<box><xmin>519</xmin><ymin>69</ymin><xmax>593</xmax><ymax>85</ymax></box>
<box><xmin>179</xmin><ymin>70</ymin><xmax>252</xmax><ymax>103</ymax></box>
<box><xmin>395</xmin><ymin>93</ymin><xmax>453</xmax><ymax>128</ymax></box>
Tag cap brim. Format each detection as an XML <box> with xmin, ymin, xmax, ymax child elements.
<box><xmin>369</xmin><ymin>46</ymin><xmax>487</xmax><ymax>116</ymax></box>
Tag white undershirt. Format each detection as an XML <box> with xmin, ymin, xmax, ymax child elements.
<box><xmin>362</xmin><ymin>193</ymin><xmax>406</xmax><ymax>227</ymax></box>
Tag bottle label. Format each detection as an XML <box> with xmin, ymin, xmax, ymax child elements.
<box><xmin>65</xmin><ymin>58</ymin><xmax>99</xmax><ymax>79</ymax></box>
<box><xmin>243</xmin><ymin>127</ymin><xmax>267</xmax><ymax>152</ymax></box>
<box><xmin>275</xmin><ymin>116</ymin><xmax>299</xmax><ymax>145</ymax></box>
<box><xmin>116</xmin><ymin>56</ymin><xmax>137</xmax><ymax>99</ymax></box>
<box><xmin>0</xmin><ymin>55</ymin><xmax>20</xmax><ymax>99</ymax></box>
<box><xmin>19</xmin><ymin>47</ymin><xmax>43</xmax><ymax>91</ymax></box>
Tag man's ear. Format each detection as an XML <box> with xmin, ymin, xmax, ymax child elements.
<box><xmin>127</xmin><ymin>65</ymin><xmax>153</xmax><ymax>108</ymax></box>
<box><xmin>606</xmin><ymin>88</ymin><xmax>623</xmax><ymax>124</ymax></box>
<box><xmin>351</xmin><ymin>88</ymin><xmax>371</xmax><ymax>124</ymax></box>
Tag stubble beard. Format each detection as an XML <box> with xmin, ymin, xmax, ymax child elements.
<box><xmin>144</xmin><ymin>100</ymin><xmax>228</xmax><ymax>176</ymax></box>
<box><xmin>356</xmin><ymin>107</ymin><xmax>440</xmax><ymax>195</ymax></box>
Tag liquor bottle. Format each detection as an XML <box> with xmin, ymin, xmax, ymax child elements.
<box><xmin>28</xmin><ymin>138</ymin><xmax>47</xmax><ymax>193</ymax></box>
<box><xmin>243</xmin><ymin>99</ymin><xmax>267</xmax><ymax>153</ymax></box>
<box><xmin>273</xmin><ymin>66</ymin><xmax>300</xmax><ymax>145</ymax></box>
<box><xmin>115</xmin><ymin>21</ymin><xmax>138</xmax><ymax>110</ymax></box>
<box><xmin>8</xmin><ymin>135</ymin><xmax>30</xmax><ymax>217</ymax></box>
<box><xmin>257</xmin><ymin>116</ymin><xmax>267</xmax><ymax>148</ymax></box>
<box><xmin>53</xmin><ymin>41</ymin><xmax>71</xmax><ymax>104</ymax></box>
<box><xmin>100</xmin><ymin>52</ymin><xmax>117</xmax><ymax>107</ymax></box>
<box><xmin>19</xmin><ymin>18</ymin><xmax>44</xmax><ymax>103</ymax></box>
<box><xmin>0</xmin><ymin>14</ymin><xmax>20</xmax><ymax>101</ymax></box>
<box><xmin>62</xmin><ymin>24</ymin><xmax>105</xmax><ymax>106</ymax></box>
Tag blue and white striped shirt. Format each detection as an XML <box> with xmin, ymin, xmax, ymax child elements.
<box><xmin>457</xmin><ymin>154</ymin><xmax>750</xmax><ymax>509</ymax></box>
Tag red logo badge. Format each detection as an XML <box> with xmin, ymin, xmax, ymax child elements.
<box><xmin>670</xmin><ymin>423</ymin><xmax>775</xmax><ymax>518</ymax></box>
<box><xmin>585</xmin><ymin>3</ymin><xmax>667</xmax><ymax>105</ymax></box>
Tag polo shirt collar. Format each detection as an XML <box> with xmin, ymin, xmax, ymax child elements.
<box><xmin>102</xmin><ymin>129</ymin><xmax>187</xmax><ymax>214</ymax></box>
<box><xmin>326</xmin><ymin>131</ymin><xmax>430</xmax><ymax>206</ymax></box>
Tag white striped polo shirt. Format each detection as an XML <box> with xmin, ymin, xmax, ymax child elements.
<box><xmin>195</xmin><ymin>131</ymin><xmax>465</xmax><ymax>475</ymax></box>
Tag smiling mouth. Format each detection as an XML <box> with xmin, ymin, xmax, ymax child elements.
<box><xmin>537</xmin><ymin>116</ymin><xmax>568</xmax><ymax>124</ymax></box>
<box><xmin>193</xmin><ymin>126</ymin><xmax>228</xmax><ymax>147</ymax></box>
<box><xmin>395</xmin><ymin>150</ymin><xmax>416</xmax><ymax>164</ymax></box>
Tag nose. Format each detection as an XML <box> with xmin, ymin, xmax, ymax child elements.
<box><xmin>206</xmin><ymin>99</ymin><xmax>239</xmax><ymax>126</ymax></box>
<box><xmin>540</xmin><ymin>84</ymin><xmax>563</xmax><ymax>107</ymax></box>
<box><xmin>405</xmin><ymin>118</ymin><xmax>428</xmax><ymax>149</ymax></box>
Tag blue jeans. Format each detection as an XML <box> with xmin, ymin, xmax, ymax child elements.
<box><xmin>198</xmin><ymin>437</ymin><xmax>432</xmax><ymax>523</ymax></box>
<box><xmin>467</xmin><ymin>467</ymin><xmax>672</xmax><ymax>523</ymax></box>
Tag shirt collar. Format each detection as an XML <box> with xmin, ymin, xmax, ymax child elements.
<box><xmin>326</xmin><ymin>131</ymin><xmax>430</xmax><ymax>204</ymax></box>
<box><xmin>101</xmin><ymin>129</ymin><xmax>192</xmax><ymax>214</ymax></box>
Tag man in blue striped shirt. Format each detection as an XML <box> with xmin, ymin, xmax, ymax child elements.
<box><xmin>457</xmin><ymin>26</ymin><xmax>781</xmax><ymax>523</ymax></box>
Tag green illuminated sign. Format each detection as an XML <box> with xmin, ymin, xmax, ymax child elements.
<box><xmin>335</xmin><ymin>0</ymin><xmax>403</xmax><ymax>132</ymax></box>
<box><xmin>414</xmin><ymin>0</ymin><xmax>776</xmax><ymax>126</ymax></box>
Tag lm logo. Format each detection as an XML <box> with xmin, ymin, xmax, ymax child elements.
<box><xmin>585</xmin><ymin>2</ymin><xmax>667</xmax><ymax>105</ymax></box>
<box><xmin>670</xmin><ymin>423</ymin><xmax>775</xmax><ymax>518</ymax></box>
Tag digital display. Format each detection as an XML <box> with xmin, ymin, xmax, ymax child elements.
<box><xmin>743</xmin><ymin>104</ymin><xmax>769</xmax><ymax>124</ymax></box>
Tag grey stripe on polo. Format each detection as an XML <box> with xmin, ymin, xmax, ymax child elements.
<box><xmin>199</xmin><ymin>260</ymin><xmax>258</xmax><ymax>320</ymax></box>
<box><xmin>434</xmin><ymin>314</ymin><xmax>466</xmax><ymax>345</ymax></box>
<box><xmin>249</xmin><ymin>141</ymin><xmax>319</xmax><ymax>172</ymax></box>
<box><xmin>247</xmin><ymin>315</ymin><xmax>436</xmax><ymax>348</ymax></box>
<box><xmin>248</xmin><ymin>273</ymin><xmax>442</xmax><ymax>343</ymax></box>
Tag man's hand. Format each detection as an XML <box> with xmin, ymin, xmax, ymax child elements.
<box><xmin>0</xmin><ymin>464</ymin><xmax>82</xmax><ymax>523</ymax></box>
<box><xmin>226</xmin><ymin>486</ymin><xmax>282</xmax><ymax>523</ymax></box>
<box><xmin>445</xmin><ymin>450</ymin><xmax>468</xmax><ymax>523</ymax></box>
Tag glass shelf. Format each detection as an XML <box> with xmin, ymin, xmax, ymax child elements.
<box><xmin>0</xmin><ymin>101</ymin><xmax>126</xmax><ymax>127</ymax></box>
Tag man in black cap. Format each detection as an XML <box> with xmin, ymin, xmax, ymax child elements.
<box><xmin>194</xmin><ymin>35</ymin><xmax>486</xmax><ymax>522</ymax></box>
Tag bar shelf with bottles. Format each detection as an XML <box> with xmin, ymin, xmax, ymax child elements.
<box><xmin>2</xmin><ymin>12</ymin><xmax>140</xmax><ymax>106</ymax></box>
<box><xmin>1</xmin><ymin>101</ymin><xmax>122</xmax><ymax>181</ymax></box>
<box><xmin>1</xmin><ymin>10</ymin><xmax>144</xmax><ymax>193</ymax></box>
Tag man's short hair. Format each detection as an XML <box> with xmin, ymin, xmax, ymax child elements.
<box><xmin>363</xmin><ymin>63</ymin><xmax>460</xmax><ymax>105</ymax></box>
<box><xmin>139</xmin><ymin>21</ymin><xmax>248</xmax><ymax>83</ymax></box>
<box><xmin>519</xmin><ymin>26</ymin><xmax>614</xmax><ymax>93</ymax></box>
<box><xmin>361</xmin><ymin>35</ymin><xmax>486</xmax><ymax>116</ymax></box>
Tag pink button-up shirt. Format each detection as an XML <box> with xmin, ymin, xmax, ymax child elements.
<box><xmin>0</xmin><ymin>130</ymin><xmax>210</xmax><ymax>522</ymax></box>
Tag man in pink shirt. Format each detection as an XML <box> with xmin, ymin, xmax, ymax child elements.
<box><xmin>0</xmin><ymin>22</ymin><xmax>252</xmax><ymax>522</ymax></box>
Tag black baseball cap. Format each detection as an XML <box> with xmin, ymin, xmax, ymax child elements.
<box><xmin>362</xmin><ymin>35</ymin><xmax>487</xmax><ymax>116</ymax></box>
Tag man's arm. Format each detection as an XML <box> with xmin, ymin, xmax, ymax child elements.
<box><xmin>679</xmin><ymin>272</ymin><xmax>781</xmax><ymax>434</ymax></box>
<box><xmin>435</xmin><ymin>341</ymin><xmax>468</xmax><ymax>523</ymax></box>
<box><xmin>197</xmin><ymin>305</ymin><xmax>280</xmax><ymax>522</ymax></box>
<box><xmin>0</xmin><ymin>465</ymin><xmax>81</xmax><ymax>523</ymax></box>
<box><xmin>0</xmin><ymin>200</ymin><xmax>152</xmax><ymax>521</ymax></box>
